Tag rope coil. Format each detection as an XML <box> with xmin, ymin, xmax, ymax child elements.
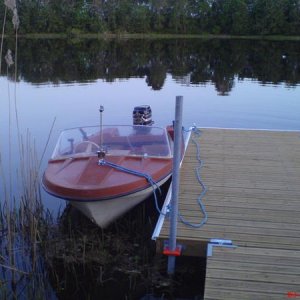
<box><xmin>176</xmin><ymin>127</ymin><xmax>208</xmax><ymax>228</ymax></box>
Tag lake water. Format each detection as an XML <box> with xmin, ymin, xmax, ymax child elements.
<box><xmin>0</xmin><ymin>37</ymin><xmax>300</xmax><ymax>299</ymax></box>
<box><xmin>1</xmin><ymin>38</ymin><xmax>300</xmax><ymax>211</ymax></box>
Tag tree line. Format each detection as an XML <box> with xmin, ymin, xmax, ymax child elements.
<box><xmin>1</xmin><ymin>0</ymin><xmax>300</xmax><ymax>36</ymax></box>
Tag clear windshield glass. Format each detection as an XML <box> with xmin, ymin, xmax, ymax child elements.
<box><xmin>51</xmin><ymin>125</ymin><xmax>172</xmax><ymax>159</ymax></box>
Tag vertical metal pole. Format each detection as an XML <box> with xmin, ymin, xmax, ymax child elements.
<box><xmin>167</xmin><ymin>96</ymin><xmax>183</xmax><ymax>275</ymax></box>
<box><xmin>99</xmin><ymin>105</ymin><xmax>104</xmax><ymax>148</ymax></box>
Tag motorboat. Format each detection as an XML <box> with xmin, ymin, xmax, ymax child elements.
<box><xmin>42</xmin><ymin>106</ymin><xmax>183</xmax><ymax>228</ymax></box>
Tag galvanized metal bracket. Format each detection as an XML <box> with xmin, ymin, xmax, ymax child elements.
<box><xmin>207</xmin><ymin>239</ymin><xmax>237</xmax><ymax>256</ymax></box>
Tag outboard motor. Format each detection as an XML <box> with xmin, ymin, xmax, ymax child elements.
<box><xmin>132</xmin><ymin>105</ymin><xmax>154</xmax><ymax>126</ymax></box>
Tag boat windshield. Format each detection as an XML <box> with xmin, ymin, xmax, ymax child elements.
<box><xmin>51</xmin><ymin>125</ymin><xmax>172</xmax><ymax>159</ymax></box>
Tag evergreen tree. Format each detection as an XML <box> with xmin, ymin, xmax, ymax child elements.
<box><xmin>0</xmin><ymin>0</ymin><xmax>296</xmax><ymax>35</ymax></box>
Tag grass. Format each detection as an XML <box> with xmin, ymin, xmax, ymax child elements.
<box><xmin>0</xmin><ymin>29</ymin><xmax>57</xmax><ymax>296</ymax></box>
<box><xmin>45</xmin><ymin>202</ymin><xmax>159</xmax><ymax>299</ymax></box>
<box><xmin>0</xmin><ymin>138</ymin><xmax>56</xmax><ymax>299</ymax></box>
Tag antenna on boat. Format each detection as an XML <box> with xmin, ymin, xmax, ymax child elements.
<box><xmin>97</xmin><ymin>105</ymin><xmax>106</xmax><ymax>162</ymax></box>
<box><xmin>99</xmin><ymin>105</ymin><xmax>104</xmax><ymax>146</ymax></box>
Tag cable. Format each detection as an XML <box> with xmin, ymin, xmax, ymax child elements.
<box><xmin>98</xmin><ymin>160</ymin><xmax>165</xmax><ymax>215</ymax></box>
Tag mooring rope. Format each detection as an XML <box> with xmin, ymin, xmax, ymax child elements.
<box><xmin>177</xmin><ymin>126</ymin><xmax>208</xmax><ymax>228</ymax></box>
<box><xmin>97</xmin><ymin>126</ymin><xmax>208</xmax><ymax>228</ymax></box>
<box><xmin>98</xmin><ymin>160</ymin><xmax>164</xmax><ymax>215</ymax></box>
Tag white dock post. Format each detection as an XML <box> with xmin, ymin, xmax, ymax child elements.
<box><xmin>167</xmin><ymin>96</ymin><xmax>183</xmax><ymax>275</ymax></box>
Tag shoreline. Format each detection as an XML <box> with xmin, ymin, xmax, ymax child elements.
<box><xmin>1</xmin><ymin>33</ymin><xmax>300</xmax><ymax>41</ymax></box>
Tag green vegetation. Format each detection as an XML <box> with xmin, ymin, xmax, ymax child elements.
<box><xmin>0</xmin><ymin>128</ymin><xmax>56</xmax><ymax>298</ymax></box>
<box><xmin>1</xmin><ymin>0</ymin><xmax>300</xmax><ymax>36</ymax></box>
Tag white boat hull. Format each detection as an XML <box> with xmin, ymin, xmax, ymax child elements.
<box><xmin>70</xmin><ymin>175</ymin><xmax>171</xmax><ymax>228</ymax></box>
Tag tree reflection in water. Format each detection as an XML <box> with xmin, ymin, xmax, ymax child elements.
<box><xmin>1</xmin><ymin>38</ymin><xmax>300</xmax><ymax>95</ymax></box>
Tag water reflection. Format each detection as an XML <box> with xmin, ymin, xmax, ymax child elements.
<box><xmin>1</xmin><ymin>38</ymin><xmax>300</xmax><ymax>95</ymax></box>
<box><xmin>1</xmin><ymin>38</ymin><xmax>300</xmax><ymax>299</ymax></box>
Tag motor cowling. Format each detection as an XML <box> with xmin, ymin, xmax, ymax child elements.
<box><xmin>132</xmin><ymin>105</ymin><xmax>154</xmax><ymax>126</ymax></box>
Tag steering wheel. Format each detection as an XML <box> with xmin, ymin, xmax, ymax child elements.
<box><xmin>74</xmin><ymin>141</ymin><xmax>100</xmax><ymax>153</ymax></box>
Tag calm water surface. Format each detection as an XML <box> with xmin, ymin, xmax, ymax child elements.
<box><xmin>1</xmin><ymin>37</ymin><xmax>300</xmax><ymax>299</ymax></box>
<box><xmin>1</xmin><ymin>38</ymin><xmax>300</xmax><ymax>210</ymax></box>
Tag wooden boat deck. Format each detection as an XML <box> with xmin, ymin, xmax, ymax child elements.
<box><xmin>152</xmin><ymin>128</ymin><xmax>300</xmax><ymax>298</ymax></box>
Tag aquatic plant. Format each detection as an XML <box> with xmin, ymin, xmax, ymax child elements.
<box><xmin>44</xmin><ymin>200</ymin><xmax>161</xmax><ymax>299</ymax></box>
<box><xmin>0</xmin><ymin>140</ymin><xmax>56</xmax><ymax>299</ymax></box>
<box><xmin>0</xmin><ymin>5</ymin><xmax>57</xmax><ymax>297</ymax></box>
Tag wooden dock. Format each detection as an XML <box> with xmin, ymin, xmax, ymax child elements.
<box><xmin>152</xmin><ymin>128</ymin><xmax>300</xmax><ymax>299</ymax></box>
<box><xmin>205</xmin><ymin>246</ymin><xmax>300</xmax><ymax>299</ymax></box>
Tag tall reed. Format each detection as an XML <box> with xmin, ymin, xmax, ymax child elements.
<box><xmin>0</xmin><ymin>2</ymin><xmax>8</xmax><ymax>74</ymax></box>
<box><xmin>0</xmin><ymin>4</ymin><xmax>56</xmax><ymax>297</ymax></box>
<box><xmin>0</xmin><ymin>131</ymin><xmax>57</xmax><ymax>299</ymax></box>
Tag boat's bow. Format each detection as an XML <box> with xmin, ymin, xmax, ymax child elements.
<box><xmin>43</xmin><ymin>154</ymin><xmax>172</xmax><ymax>201</ymax></box>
